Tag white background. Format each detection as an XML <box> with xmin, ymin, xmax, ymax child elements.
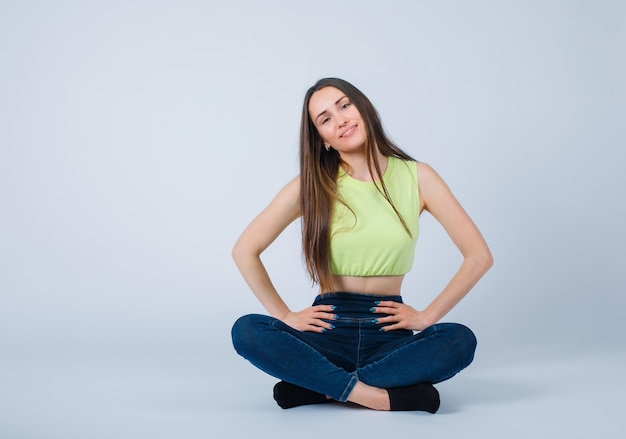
<box><xmin>1</xmin><ymin>1</ymin><xmax>624</xmax><ymax>438</ymax></box>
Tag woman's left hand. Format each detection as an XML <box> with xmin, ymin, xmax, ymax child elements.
<box><xmin>371</xmin><ymin>301</ymin><xmax>433</xmax><ymax>332</ymax></box>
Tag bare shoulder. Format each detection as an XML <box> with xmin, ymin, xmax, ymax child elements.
<box><xmin>416</xmin><ymin>161</ymin><xmax>451</xmax><ymax>194</ymax></box>
<box><xmin>259</xmin><ymin>175</ymin><xmax>302</xmax><ymax>225</ymax></box>
<box><xmin>417</xmin><ymin>161</ymin><xmax>443</xmax><ymax>184</ymax></box>
<box><xmin>283</xmin><ymin>175</ymin><xmax>301</xmax><ymax>195</ymax></box>
<box><xmin>274</xmin><ymin>175</ymin><xmax>301</xmax><ymax>207</ymax></box>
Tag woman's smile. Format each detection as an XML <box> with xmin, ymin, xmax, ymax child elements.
<box><xmin>340</xmin><ymin>124</ymin><xmax>358</xmax><ymax>138</ymax></box>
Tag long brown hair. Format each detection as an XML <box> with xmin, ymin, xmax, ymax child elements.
<box><xmin>299</xmin><ymin>78</ymin><xmax>416</xmax><ymax>293</ymax></box>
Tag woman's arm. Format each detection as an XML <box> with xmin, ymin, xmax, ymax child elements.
<box><xmin>232</xmin><ymin>176</ymin><xmax>336</xmax><ymax>331</ymax></box>
<box><xmin>232</xmin><ymin>176</ymin><xmax>301</xmax><ymax>319</ymax></box>
<box><xmin>374</xmin><ymin>162</ymin><xmax>493</xmax><ymax>331</ymax></box>
<box><xmin>417</xmin><ymin>162</ymin><xmax>493</xmax><ymax>326</ymax></box>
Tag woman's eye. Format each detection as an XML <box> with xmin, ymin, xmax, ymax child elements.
<box><xmin>341</xmin><ymin>102</ymin><xmax>351</xmax><ymax>109</ymax></box>
<box><xmin>322</xmin><ymin>117</ymin><xmax>330</xmax><ymax>124</ymax></box>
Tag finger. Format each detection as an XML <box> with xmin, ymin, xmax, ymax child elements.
<box><xmin>375</xmin><ymin>301</ymin><xmax>400</xmax><ymax>308</ymax></box>
<box><xmin>302</xmin><ymin>324</ymin><xmax>326</xmax><ymax>333</ymax></box>
<box><xmin>371</xmin><ymin>315</ymin><xmax>398</xmax><ymax>325</ymax></box>
<box><xmin>308</xmin><ymin>319</ymin><xmax>335</xmax><ymax>333</ymax></box>
<box><xmin>312</xmin><ymin>311</ymin><xmax>338</xmax><ymax>321</ymax></box>
<box><xmin>312</xmin><ymin>304</ymin><xmax>337</xmax><ymax>313</ymax></box>
<box><xmin>371</xmin><ymin>306</ymin><xmax>400</xmax><ymax>315</ymax></box>
<box><xmin>295</xmin><ymin>319</ymin><xmax>326</xmax><ymax>332</ymax></box>
<box><xmin>378</xmin><ymin>322</ymin><xmax>405</xmax><ymax>332</ymax></box>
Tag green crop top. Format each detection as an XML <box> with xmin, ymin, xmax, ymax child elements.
<box><xmin>329</xmin><ymin>157</ymin><xmax>420</xmax><ymax>276</ymax></box>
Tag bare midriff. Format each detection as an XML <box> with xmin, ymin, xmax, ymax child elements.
<box><xmin>324</xmin><ymin>275</ymin><xmax>405</xmax><ymax>296</ymax></box>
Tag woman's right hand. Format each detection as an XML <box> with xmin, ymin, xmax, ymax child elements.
<box><xmin>281</xmin><ymin>305</ymin><xmax>337</xmax><ymax>332</ymax></box>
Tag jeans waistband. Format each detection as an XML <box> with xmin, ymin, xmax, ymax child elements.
<box><xmin>313</xmin><ymin>292</ymin><xmax>403</xmax><ymax>320</ymax></box>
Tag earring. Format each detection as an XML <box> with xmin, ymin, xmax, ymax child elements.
<box><xmin>325</xmin><ymin>144</ymin><xmax>331</xmax><ymax>151</ymax></box>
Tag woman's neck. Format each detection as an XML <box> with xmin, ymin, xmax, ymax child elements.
<box><xmin>340</xmin><ymin>151</ymin><xmax>388</xmax><ymax>182</ymax></box>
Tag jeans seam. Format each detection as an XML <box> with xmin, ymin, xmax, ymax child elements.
<box><xmin>356</xmin><ymin>319</ymin><xmax>363</xmax><ymax>370</ymax></box>
<box><xmin>338</xmin><ymin>373</ymin><xmax>359</xmax><ymax>402</ymax></box>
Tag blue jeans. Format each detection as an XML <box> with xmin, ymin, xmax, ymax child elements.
<box><xmin>231</xmin><ymin>292</ymin><xmax>476</xmax><ymax>402</ymax></box>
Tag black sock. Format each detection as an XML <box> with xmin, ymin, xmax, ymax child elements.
<box><xmin>387</xmin><ymin>382</ymin><xmax>440</xmax><ymax>413</ymax></box>
<box><xmin>273</xmin><ymin>381</ymin><xmax>330</xmax><ymax>409</ymax></box>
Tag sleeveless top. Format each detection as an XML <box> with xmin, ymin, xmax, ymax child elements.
<box><xmin>329</xmin><ymin>157</ymin><xmax>420</xmax><ymax>276</ymax></box>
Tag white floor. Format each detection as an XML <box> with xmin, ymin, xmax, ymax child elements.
<box><xmin>2</xmin><ymin>334</ymin><xmax>623</xmax><ymax>439</ymax></box>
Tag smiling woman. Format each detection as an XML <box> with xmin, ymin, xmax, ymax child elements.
<box><xmin>230</xmin><ymin>77</ymin><xmax>493</xmax><ymax>412</ymax></box>
<box><xmin>311</xmin><ymin>88</ymin><xmax>367</xmax><ymax>153</ymax></box>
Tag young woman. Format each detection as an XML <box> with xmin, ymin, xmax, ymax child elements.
<box><xmin>231</xmin><ymin>78</ymin><xmax>493</xmax><ymax>412</ymax></box>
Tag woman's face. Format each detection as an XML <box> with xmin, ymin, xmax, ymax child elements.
<box><xmin>308</xmin><ymin>86</ymin><xmax>367</xmax><ymax>154</ymax></box>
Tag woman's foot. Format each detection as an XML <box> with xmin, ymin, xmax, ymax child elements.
<box><xmin>387</xmin><ymin>382</ymin><xmax>440</xmax><ymax>413</ymax></box>
<box><xmin>273</xmin><ymin>381</ymin><xmax>331</xmax><ymax>409</ymax></box>
<box><xmin>348</xmin><ymin>380</ymin><xmax>440</xmax><ymax>412</ymax></box>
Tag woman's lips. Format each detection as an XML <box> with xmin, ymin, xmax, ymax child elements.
<box><xmin>341</xmin><ymin>124</ymin><xmax>357</xmax><ymax>138</ymax></box>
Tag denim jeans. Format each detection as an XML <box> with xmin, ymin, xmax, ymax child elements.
<box><xmin>231</xmin><ymin>292</ymin><xmax>477</xmax><ymax>402</ymax></box>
